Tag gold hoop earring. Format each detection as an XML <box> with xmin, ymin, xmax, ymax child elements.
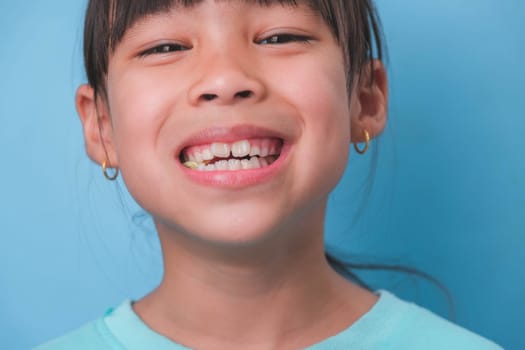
<box><xmin>102</xmin><ymin>160</ymin><xmax>119</xmax><ymax>181</ymax></box>
<box><xmin>353</xmin><ymin>129</ymin><xmax>370</xmax><ymax>155</ymax></box>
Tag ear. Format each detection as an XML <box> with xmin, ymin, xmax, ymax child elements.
<box><xmin>75</xmin><ymin>84</ymin><xmax>118</xmax><ymax>167</ymax></box>
<box><xmin>350</xmin><ymin>60</ymin><xmax>388</xmax><ymax>143</ymax></box>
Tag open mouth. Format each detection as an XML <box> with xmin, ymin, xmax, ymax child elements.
<box><xmin>180</xmin><ymin>138</ymin><xmax>283</xmax><ymax>171</ymax></box>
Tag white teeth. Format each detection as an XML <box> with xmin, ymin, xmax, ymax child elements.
<box><xmin>228</xmin><ymin>159</ymin><xmax>241</xmax><ymax>170</ymax></box>
<box><xmin>182</xmin><ymin>139</ymin><xmax>282</xmax><ymax>171</ymax></box>
<box><xmin>194</xmin><ymin>150</ymin><xmax>203</xmax><ymax>163</ymax></box>
<box><xmin>185</xmin><ymin>150</ymin><xmax>203</xmax><ymax>163</ymax></box>
<box><xmin>260</xmin><ymin>139</ymin><xmax>270</xmax><ymax>157</ymax></box>
<box><xmin>231</xmin><ymin>140</ymin><xmax>250</xmax><ymax>157</ymax></box>
<box><xmin>240</xmin><ymin>159</ymin><xmax>250</xmax><ymax>169</ymax></box>
<box><xmin>249</xmin><ymin>145</ymin><xmax>261</xmax><ymax>157</ymax></box>
<box><xmin>215</xmin><ymin>159</ymin><xmax>229</xmax><ymax>171</ymax></box>
<box><xmin>201</xmin><ymin>148</ymin><xmax>214</xmax><ymax>161</ymax></box>
<box><xmin>248</xmin><ymin>156</ymin><xmax>260</xmax><ymax>169</ymax></box>
<box><xmin>211</xmin><ymin>143</ymin><xmax>230</xmax><ymax>158</ymax></box>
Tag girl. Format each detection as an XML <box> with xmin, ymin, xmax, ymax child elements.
<box><xmin>37</xmin><ymin>0</ymin><xmax>502</xmax><ymax>349</ymax></box>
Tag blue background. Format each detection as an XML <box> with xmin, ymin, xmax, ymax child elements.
<box><xmin>1</xmin><ymin>1</ymin><xmax>523</xmax><ymax>349</ymax></box>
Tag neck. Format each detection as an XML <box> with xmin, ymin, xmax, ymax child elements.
<box><xmin>133</xmin><ymin>206</ymin><xmax>376</xmax><ymax>349</ymax></box>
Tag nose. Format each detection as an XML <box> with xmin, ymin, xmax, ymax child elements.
<box><xmin>188</xmin><ymin>53</ymin><xmax>266</xmax><ymax>106</ymax></box>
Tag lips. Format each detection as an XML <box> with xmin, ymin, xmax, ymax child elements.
<box><xmin>176</xmin><ymin>125</ymin><xmax>291</xmax><ymax>187</ymax></box>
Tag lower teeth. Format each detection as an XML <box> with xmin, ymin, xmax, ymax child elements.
<box><xmin>183</xmin><ymin>156</ymin><xmax>276</xmax><ymax>171</ymax></box>
<box><xmin>183</xmin><ymin>161</ymin><xmax>199</xmax><ymax>169</ymax></box>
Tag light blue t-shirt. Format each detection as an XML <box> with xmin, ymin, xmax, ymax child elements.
<box><xmin>35</xmin><ymin>290</ymin><xmax>502</xmax><ymax>349</ymax></box>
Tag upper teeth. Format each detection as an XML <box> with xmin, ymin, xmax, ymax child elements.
<box><xmin>210</xmin><ymin>143</ymin><xmax>231</xmax><ymax>158</ymax></box>
<box><xmin>231</xmin><ymin>140</ymin><xmax>250</xmax><ymax>157</ymax></box>
<box><xmin>209</xmin><ymin>140</ymin><xmax>251</xmax><ymax>158</ymax></box>
<box><xmin>183</xmin><ymin>138</ymin><xmax>280</xmax><ymax>163</ymax></box>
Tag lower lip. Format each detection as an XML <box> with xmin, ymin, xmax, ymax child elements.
<box><xmin>178</xmin><ymin>143</ymin><xmax>291</xmax><ymax>188</ymax></box>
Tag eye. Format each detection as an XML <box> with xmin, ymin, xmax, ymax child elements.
<box><xmin>257</xmin><ymin>33</ymin><xmax>312</xmax><ymax>45</ymax></box>
<box><xmin>138</xmin><ymin>43</ymin><xmax>190</xmax><ymax>57</ymax></box>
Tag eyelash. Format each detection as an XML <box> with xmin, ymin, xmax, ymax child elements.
<box><xmin>257</xmin><ymin>33</ymin><xmax>312</xmax><ymax>45</ymax></box>
<box><xmin>138</xmin><ymin>33</ymin><xmax>312</xmax><ymax>57</ymax></box>
<box><xmin>139</xmin><ymin>43</ymin><xmax>189</xmax><ymax>57</ymax></box>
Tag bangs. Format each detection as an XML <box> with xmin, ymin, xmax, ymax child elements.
<box><xmin>107</xmin><ymin>0</ymin><xmax>344</xmax><ymax>51</ymax></box>
<box><xmin>83</xmin><ymin>0</ymin><xmax>383</xmax><ymax>99</ymax></box>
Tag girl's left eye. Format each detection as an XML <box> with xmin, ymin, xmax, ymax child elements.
<box><xmin>257</xmin><ymin>34</ymin><xmax>312</xmax><ymax>45</ymax></box>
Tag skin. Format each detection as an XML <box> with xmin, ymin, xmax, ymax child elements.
<box><xmin>76</xmin><ymin>1</ymin><xmax>388</xmax><ymax>349</ymax></box>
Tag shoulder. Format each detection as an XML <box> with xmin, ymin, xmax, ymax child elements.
<box><xmin>34</xmin><ymin>300</ymin><xmax>190</xmax><ymax>350</ymax></box>
<box><xmin>370</xmin><ymin>290</ymin><xmax>503</xmax><ymax>350</ymax></box>
<box><xmin>312</xmin><ymin>290</ymin><xmax>503</xmax><ymax>350</ymax></box>
<box><xmin>33</xmin><ymin>315</ymin><xmax>122</xmax><ymax>350</ymax></box>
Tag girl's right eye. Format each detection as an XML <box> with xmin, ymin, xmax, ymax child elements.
<box><xmin>138</xmin><ymin>43</ymin><xmax>190</xmax><ymax>57</ymax></box>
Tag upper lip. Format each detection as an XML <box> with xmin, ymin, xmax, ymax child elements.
<box><xmin>177</xmin><ymin>124</ymin><xmax>289</xmax><ymax>156</ymax></box>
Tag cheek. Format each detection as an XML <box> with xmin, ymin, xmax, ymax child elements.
<box><xmin>271</xmin><ymin>50</ymin><xmax>351</xmax><ymax>139</ymax></box>
<box><xmin>299</xmin><ymin>56</ymin><xmax>350</xmax><ymax>139</ymax></box>
<box><xmin>105</xmin><ymin>69</ymin><xmax>185</xmax><ymax>198</ymax></box>
<box><xmin>108</xmin><ymin>69</ymin><xmax>177</xmax><ymax>129</ymax></box>
<box><xmin>107</xmin><ymin>68</ymin><xmax>184</xmax><ymax>150</ymax></box>
<box><xmin>272</xmin><ymin>50</ymin><xmax>352</xmax><ymax>196</ymax></box>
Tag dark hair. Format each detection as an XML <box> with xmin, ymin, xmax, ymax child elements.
<box><xmin>82</xmin><ymin>0</ymin><xmax>384</xmax><ymax>101</ymax></box>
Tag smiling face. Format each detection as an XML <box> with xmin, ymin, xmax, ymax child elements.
<box><xmin>77</xmin><ymin>0</ymin><xmax>387</xmax><ymax>246</ymax></box>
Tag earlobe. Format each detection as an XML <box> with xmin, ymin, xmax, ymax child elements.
<box><xmin>75</xmin><ymin>84</ymin><xmax>118</xmax><ymax>167</ymax></box>
<box><xmin>350</xmin><ymin>60</ymin><xmax>388</xmax><ymax>143</ymax></box>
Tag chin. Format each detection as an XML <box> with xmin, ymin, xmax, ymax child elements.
<box><xmin>194</xmin><ymin>212</ymin><xmax>288</xmax><ymax>247</ymax></box>
<box><xmin>155</xmin><ymin>205</ymin><xmax>292</xmax><ymax>249</ymax></box>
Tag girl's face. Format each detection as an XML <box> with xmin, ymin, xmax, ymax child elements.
<box><xmin>81</xmin><ymin>0</ymin><xmax>376</xmax><ymax>245</ymax></box>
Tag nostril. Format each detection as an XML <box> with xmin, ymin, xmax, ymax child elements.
<box><xmin>202</xmin><ymin>93</ymin><xmax>217</xmax><ymax>101</ymax></box>
<box><xmin>235</xmin><ymin>90</ymin><xmax>253</xmax><ymax>99</ymax></box>
<box><xmin>197</xmin><ymin>90</ymin><xmax>254</xmax><ymax>103</ymax></box>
